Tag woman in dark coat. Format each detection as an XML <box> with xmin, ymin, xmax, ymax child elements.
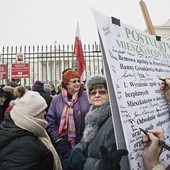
<box><xmin>46</xmin><ymin>69</ymin><xmax>90</xmax><ymax>170</ymax></box>
<box><xmin>0</xmin><ymin>86</ymin><xmax>62</xmax><ymax>170</ymax></box>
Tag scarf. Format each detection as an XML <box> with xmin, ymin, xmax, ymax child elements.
<box><xmin>10</xmin><ymin>109</ymin><xmax>62</xmax><ymax>170</ymax></box>
<box><xmin>82</xmin><ymin>101</ymin><xmax>111</xmax><ymax>149</ymax></box>
<box><xmin>59</xmin><ymin>88</ymin><xmax>78</xmax><ymax>148</ymax></box>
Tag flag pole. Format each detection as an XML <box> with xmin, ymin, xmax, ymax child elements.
<box><xmin>139</xmin><ymin>0</ymin><xmax>156</xmax><ymax>35</ymax></box>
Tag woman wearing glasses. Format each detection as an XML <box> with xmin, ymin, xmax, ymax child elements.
<box><xmin>46</xmin><ymin>69</ymin><xmax>90</xmax><ymax>170</ymax></box>
<box><xmin>69</xmin><ymin>75</ymin><xmax>128</xmax><ymax>170</ymax></box>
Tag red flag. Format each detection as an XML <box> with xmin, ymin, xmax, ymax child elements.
<box><xmin>74</xmin><ymin>22</ymin><xmax>86</xmax><ymax>82</ymax></box>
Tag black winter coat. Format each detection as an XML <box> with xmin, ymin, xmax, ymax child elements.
<box><xmin>0</xmin><ymin>116</ymin><xmax>54</xmax><ymax>170</ymax></box>
<box><xmin>37</xmin><ymin>90</ymin><xmax>53</xmax><ymax>113</ymax></box>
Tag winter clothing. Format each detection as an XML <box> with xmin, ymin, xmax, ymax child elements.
<box><xmin>46</xmin><ymin>88</ymin><xmax>90</xmax><ymax>170</ymax></box>
<box><xmin>4</xmin><ymin>100</ymin><xmax>15</xmax><ymax>114</ymax></box>
<box><xmin>38</xmin><ymin>90</ymin><xmax>53</xmax><ymax>113</ymax></box>
<box><xmin>51</xmin><ymin>89</ymin><xmax>57</xmax><ymax>96</ymax></box>
<box><xmin>69</xmin><ymin>148</ymin><xmax>86</xmax><ymax>170</ymax></box>
<box><xmin>44</xmin><ymin>87</ymin><xmax>51</xmax><ymax>96</ymax></box>
<box><xmin>0</xmin><ymin>89</ymin><xmax>62</xmax><ymax>170</ymax></box>
<box><xmin>32</xmin><ymin>80</ymin><xmax>44</xmax><ymax>91</ymax></box>
<box><xmin>32</xmin><ymin>82</ymin><xmax>53</xmax><ymax>113</ymax></box>
<box><xmin>98</xmin><ymin>146</ymin><xmax>111</xmax><ymax>170</ymax></box>
<box><xmin>59</xmin><ymin>88</ymin><xmax>78</xmax><ymax>148</ymax></box>
<box><xmin>10</xmin><ymin>108</ymin><xmax>62</xmax><ymax>170</ymax></box>
<box><xmin>11</xmin><ymin>91</ymin><xmax>47</xmax><ymax>117</ymax></box>
<box><xmin>0</xmin><ymin>116</ymin><xmax>54</xmax><ymax>170</ymax></box>
<box><xmin>61</xmin><ymin>70</ymin><xmax>80</xmax><ymax>88</ymax></box>
<box><xmin>0</xmin><ymin>88</ymin><xmax>5</xmax><ymax>97</ymax></box>
<box><xmin>98</xmin><ymin>145</ymin><xmax>128</xmax><ymax>170</ymax></box>
<box><xmin>0</xmin><ymin>88</ymin><xmax>7</xmax><ymax>122</ymax></box>
<box><xmin>0</xmin><ymin>105</ymin><xmax>7</xmax><ymax>123</ymax></box>
<box><xmin>50</xmin><ymin>84</ymin><xmax>57</xmax><ymax>96</ymax></box>
<box><xmin>3</xmin><ymin>85</ymin><xmax>21</xmax><ymax>118</ymax></box>
<box><xmin>69</xmin><ymin>101</ymin><xmax>117</xmax><ymax>170</ymax></box>
<box><xmin>110</xmin><ymin>149</ymin><xmax>128</xmax><ymax>169</ymax></box>
<box><xmin>86</xmin><ymin>75</ymin><xmax>106</xmax><ymax>96</ymax></box>
<box><xmin>0</xmin><ymin>85</ymin><xmax>17</xmax><ymax>122</ymax></box>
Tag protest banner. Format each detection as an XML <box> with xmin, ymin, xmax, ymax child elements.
<box><xmin>92</xmin><ymin>8</ymin><xmax>170</xmax><ymax>170</ymax></box>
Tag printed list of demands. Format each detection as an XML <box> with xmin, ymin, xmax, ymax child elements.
<box><xmin>111</xmin><ymin>49</ymin><xmax>170</xmax><ymax>169</ymax></box>
<box><xmin>92</xmin><ymin>8</ymin><xmax>170</xmax><ymax>169</ymax></box>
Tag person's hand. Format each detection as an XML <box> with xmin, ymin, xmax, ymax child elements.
<box><xmin>111</xmin><ymin>149</ymin><xmax>129</xmax><ymax>169</ymax></box>
<box><xmin>69</xmin><ymin>148</ymin><xmax>86</xmax><ymax>170</ymax></box>
<box><xmin>99</xmin><ymin>145</ymin><xmax>128</xmax><ymax>170</ymax></box>
<box><xmin>98</xmin><ymin>145</ymin><xmax>112</xmax><ymax>170</ymax></box>
<box><xmin>160</xmin><ymin>78</ymin><xmax>170</xmax><ymax>101</ymax></box>
<box><xmin>142</xmin><ymin>130</ymin><xmax>164</xmax><ymax>170</ymax></box>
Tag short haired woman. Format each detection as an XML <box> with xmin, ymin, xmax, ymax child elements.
<box><xmin>69</xmin><ymin>75</ymin><xmax>128</xmax><ymax>170</ymax></box>
<box><xmin>46</xmin><ymin>69</ymin><xmax>90</xmax><ymax>170</ymax></box>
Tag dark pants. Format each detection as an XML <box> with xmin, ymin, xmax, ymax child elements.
<box><xmin>55</xmin><ymin>139</ymin><xmax>72</xmax><ymax>170</ymax></box>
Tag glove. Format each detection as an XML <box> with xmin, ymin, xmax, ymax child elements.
<box><xmin>111</xmin><ymin>149</ymin><xmax>128</xmax><ymax>170</ymax></box>
<box><xmin>98</xmin><ymin>145</ymin><xmax>128</xmax><ymax>170</ymax></box>
<box><xmin>98</xmin><ymin>145</ymin><xmax>112</xmax><ymax>170</ymax></box>
<box><xmin>69</xmin><ymin>148</ymin><xmax>86</xmax><ymax>170</ymax></box>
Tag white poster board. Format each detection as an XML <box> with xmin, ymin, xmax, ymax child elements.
<box><xmin>92</xmin><ymin>8</ymin><xmax>170</xmax><ymax>170</ymax></box>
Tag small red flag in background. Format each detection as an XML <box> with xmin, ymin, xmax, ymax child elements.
<box><xmin>74</xmin><ymin>22</ymin><xmax>86</xmax><ymax>82</ymax></box>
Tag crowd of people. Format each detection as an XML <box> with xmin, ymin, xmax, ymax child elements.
<box><xmin>0</xmin><ymin>68</ymin><xmax>170</xmax><ymax>170</ymax></box>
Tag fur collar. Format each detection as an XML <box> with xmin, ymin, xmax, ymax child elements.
<box><xmin>83</xmin><ymin>101</ymin><xmax>111</xmax><ymax>145</ymax></box>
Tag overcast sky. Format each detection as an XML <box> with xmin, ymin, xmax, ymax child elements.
<box><xmin>0</xmin><ymin>0</ymin><xmax>169</xmax><ymax>46</ymax></box>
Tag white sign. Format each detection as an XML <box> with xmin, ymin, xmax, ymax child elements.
<box><xmin>92</xmin><ymin>8</ymin><xmax>170</xmax><ymax>170</ymax></box>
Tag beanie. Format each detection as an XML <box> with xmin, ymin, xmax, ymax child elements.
<box><xmin>11</xmin><ymin>91</ymin><xmax>47</xmax><ymax>117</ymax></box>
<box><xmin>61</xmin><ymin>69</ymin><xmax>80</xmax><ymax>87</ymax></box>
<box><xmin>32</xmin><ymin>80</ymin><xmax>44</xmax><ymax>91</ymax></box>
<box><xmin>86</xmin><ymin>75</ymin><xmax>106</xmax><ymax>95</ymax></box>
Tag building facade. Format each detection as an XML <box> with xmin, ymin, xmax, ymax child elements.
<box><xmin>155</xmin><ymin>19</ymin><xmax>170</xmax><ymax>40</ymax></box>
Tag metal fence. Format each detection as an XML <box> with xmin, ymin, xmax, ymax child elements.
<box><xmin>0</xmin><ymin>43</ymin><xmax>103</xmax><ymax>86</ymax></box>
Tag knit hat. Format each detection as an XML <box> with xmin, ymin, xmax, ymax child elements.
<box><xmin>61</xmin><ymin>69</ymin><xmax>80</xmax><ymax>88</ymax></box>
<box><xmin>11</xmin><ymin>91</ymin><xmax>47</xmax><ymax>117</ymax></box>
<box><xmin>86</xmin><ymin>75</ymin><xmax>107</xmax><ymax>95</ymax></box>
<box><xmin>32</xmin><ymin>80</ymin><xmax>44</xmax><ymax>91</ymax></box>
<box><xmin>0</xmin><ymin>88</ymin><xmax>5</xmax><ymax>97</ymax></box>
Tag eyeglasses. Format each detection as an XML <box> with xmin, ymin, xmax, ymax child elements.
<box><xmin>69</xmin><ymin>80</ymin><xmax>81</xmax><ymax>84</ymax></box>
<box><xmin>90</xmin><ymin>89</ymin><xmax>107</xmax><ymax>96</ymax></box>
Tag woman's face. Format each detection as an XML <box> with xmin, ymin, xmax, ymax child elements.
<box><xmin>66</xmin><ymin>78</ymin><xmax>81</xmax><ymax>94</ymax></box>
<box><xmin>89</xmin><ymin>85</ymin><xmax>109</xmax><ymax>107</ymax></box>
<box><xmin>35</xmin><ymin>110</ymin><xmax>46</xmax><ymax>119</ymax></box>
